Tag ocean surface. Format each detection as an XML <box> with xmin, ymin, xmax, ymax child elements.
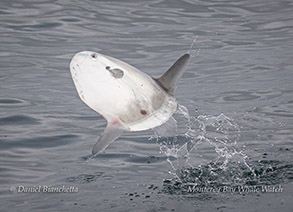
<box><xmin>0</xmin><ymin>0</ymin><xmax>292</xmax><ymax>211</ymax></box>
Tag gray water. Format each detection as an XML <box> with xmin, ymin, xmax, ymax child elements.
<box><xmin>0</xmin><ymin>0</ymin><xmax>293</xmax><ymax>211</ymax></box>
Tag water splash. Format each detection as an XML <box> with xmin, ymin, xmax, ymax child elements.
<box><xmin>151</xmin><ymin>105</ymin><xmax>258</xmax><ymax>192</ymax></box>
<box><xmin>187</xmin><ymin>36</ymin><xmax>200</xmax><ymax>57</ymax></box>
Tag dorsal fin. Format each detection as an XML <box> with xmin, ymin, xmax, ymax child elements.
<box><xmin>155</xmin><ymin>54</ymin><xmax>190</xmax><ymax>95</ymax></box>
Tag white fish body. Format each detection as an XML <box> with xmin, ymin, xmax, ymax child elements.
<box><xmin>70</xmin><ymin>51</ymin><xmax>190</xmax><ymax>155</ymax></box>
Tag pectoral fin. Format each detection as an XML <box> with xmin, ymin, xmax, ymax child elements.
<box><xmin>156</xmin><ymin>54</ymin><xmax>190</xmax><ymax>95</ymax></box>
<box><xmin>92</xmin><ymin>123</ymin><xmax>124</xmax><ymax>155</ymax></box>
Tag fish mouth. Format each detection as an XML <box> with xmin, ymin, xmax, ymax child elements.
<box><xmin>70</xmin><ymin>51</ymin><xmax>94</xmax><ymax>76</ymax></box>
<box><xmin>72</xmin><ymin>51</ymin><xmax>99</xmax><ymax>62</ymax></box>
<box><xmin>69</xmin><ymin>51</ymin><xmax>114</xmax><ymax>84</ymax></box>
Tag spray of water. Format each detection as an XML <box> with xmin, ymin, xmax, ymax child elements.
<box><xmin>187</xmin><ymin>36</ymin><xmax>200</xmax><ymax>57</ymax></box>
<box><xmin>151</xmin><ymin>105</ymin><xmax>257</xmax><ymax>192</ymax></box>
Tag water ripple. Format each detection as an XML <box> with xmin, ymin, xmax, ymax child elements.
<box><xmin>0</xmin><ymin>115</ymin><xmax>39</xmax><ymax>126</ymax></box>
<box><xmin>66</xmin><ymin>172</ymin><xmax>104</xmax><ymax>184</ymax></box>
<box><xmin>1</xmin><ymin>134</ymin><xmax>78</xmax><ymax>149</ymax></box>
<box><xmin>0</xmin><ymin>98</ymin><xmax>31</xmax><ymax>108</ymax></box>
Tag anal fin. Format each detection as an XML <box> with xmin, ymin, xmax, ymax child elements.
<box><xmin>92</xmin><ymin>123</ymin><xmax>124</xmax><ymax>155</ymax></box>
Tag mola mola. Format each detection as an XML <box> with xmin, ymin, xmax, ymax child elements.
<box><xmin>70</xmin><ymin>51</ymin><xmax>190</xmax><ymax>155</ymax></box>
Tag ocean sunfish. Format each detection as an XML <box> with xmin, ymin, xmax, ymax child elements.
<box><xmin>70</xmin><ymin>51</ymin><xmax>190</xmax><ymax>155</ymax></box>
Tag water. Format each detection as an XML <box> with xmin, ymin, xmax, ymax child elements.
<box><xmin>0</xmin><ymin>0</ymin><xmax>292</xmax><ymax>211</ymax></box>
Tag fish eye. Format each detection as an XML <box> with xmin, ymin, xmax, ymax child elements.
<box><xmin>91</xmin><ymin>53</ymin><xmax>97</xmax><ymax>59</ymax></box>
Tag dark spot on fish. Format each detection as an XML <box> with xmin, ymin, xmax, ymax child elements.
<box><xmin>91</xmin><ymin>53</ymin><xmax>97</xmax><ymax>58</ymax></box>
<box><xmin>106</xmin><ymin>66</ymin><xmax>111</xmax><ymax>70</ymax></box>
<box><xmin>140</xmin><ymin>109</ymin><xmax>147</xmax><ymax>115</ymax></box>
